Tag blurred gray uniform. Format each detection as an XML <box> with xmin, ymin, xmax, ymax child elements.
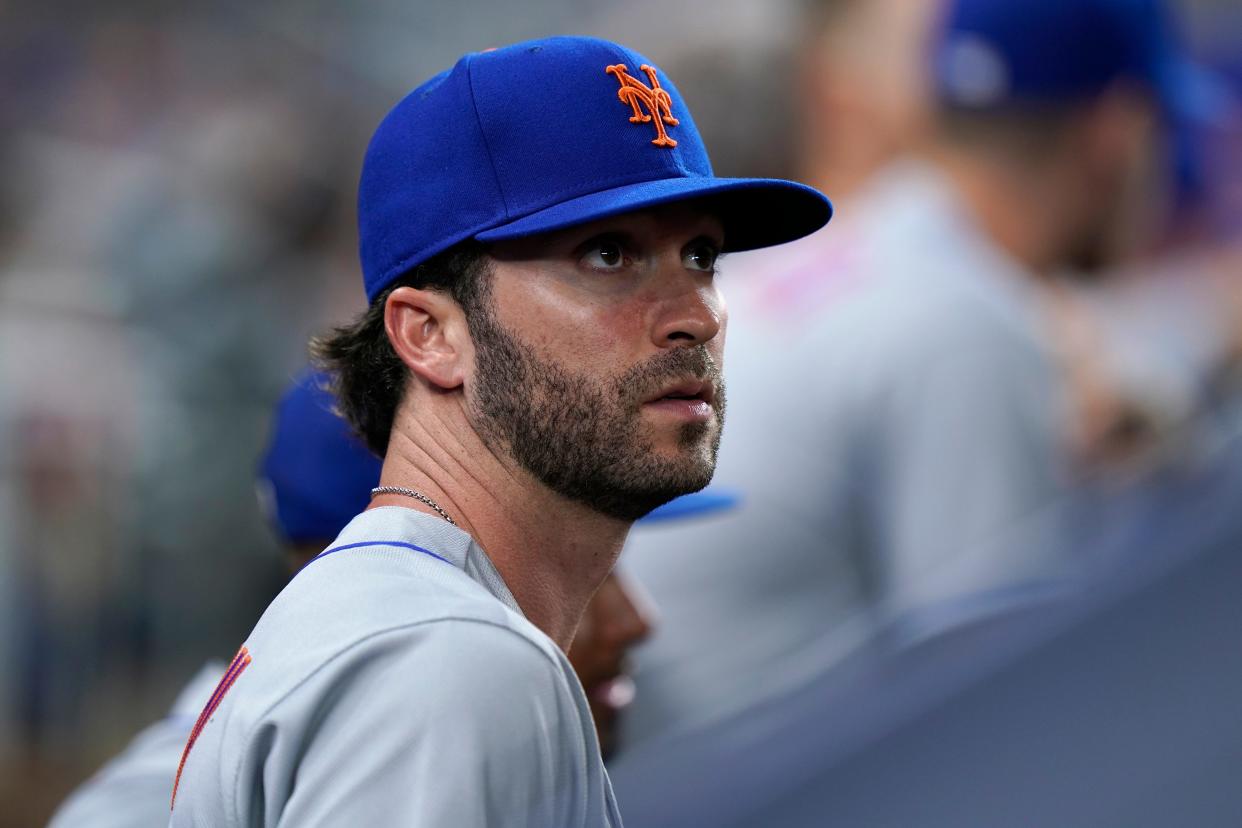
<box><xmin>47</xmin><ymin>662</ymin><xmax>224</xmax><ymax>828</ymax></box>
<box><xmin>170</xmin><ymin>507</ymin><xmax>620</xmax><ymax>827</ymax></box>
<box><xmin>617</xmin><ymin>160</ymin><xmax>1083</xmax><ymax>758</ymax></box>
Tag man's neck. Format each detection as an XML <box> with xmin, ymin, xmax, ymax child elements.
<box><xmin>372</xmin><ymin>406</ymin><xmax>629</xmax><ymax>651</ymax></box>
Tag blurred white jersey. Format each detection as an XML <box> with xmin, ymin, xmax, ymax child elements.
<box><xmin>169</xmin><ymin>506</ymin><xmax>620</xmax><ymax>827</ymax></box>
<box><xmin>47</xmin><ymin>662</ymin><xmax>224</xmax><ymax>828</ymax></box>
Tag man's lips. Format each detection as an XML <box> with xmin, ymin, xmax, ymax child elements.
<box><xmin>643</xmin><ymin>378</ymin><xmax>714</xmax><ymax>406</ymax></box>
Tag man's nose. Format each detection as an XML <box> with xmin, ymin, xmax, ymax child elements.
<box><xmin>649</xmin><ymin>267</ymin><xmax>724</xmax><ymax>349</ymax></box>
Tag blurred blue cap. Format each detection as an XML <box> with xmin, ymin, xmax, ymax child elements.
<box><xmin>933</xmin><ymin>0</ymin><xmax>1210</xmax><ymax>117</ymax></box>
<box><xmin>358</xmin><ymin>35</ymin><xmax>832</xmax><ymax>301</ymax></box>
<box><xmin>933</xmin><ymin>0</ymin><xmax>1238</xmax><ymax>204</ymax></box>
<box><xmin>258</xmin><ymin>370</ymin><xmax>381</xmax><ymax>544</ymax></box>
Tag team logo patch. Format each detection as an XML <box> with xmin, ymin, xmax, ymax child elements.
<box><xmin>605</xmin><ymin>63</ymin><xmax>679</xmax><ymax>148</ymax></box>
<box><xmin>171</xmin><ymin>646</ymin><xmax>252</xmax><ymax>810</ymax></box>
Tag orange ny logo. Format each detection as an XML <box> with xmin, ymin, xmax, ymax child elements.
<box><xmin>605</xmin><ymin>64</ymin><xmax>680</xmax><ymax>148</ymax></box>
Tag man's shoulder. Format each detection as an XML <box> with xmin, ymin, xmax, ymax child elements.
<box><xmin>246</xmin><ymin>544</ymin><xmax>560</xmax><ymax>692</ymax></box>
<box><xmin>175</xmin><ymin>549</ymin><xmax>574</xmax><ymax>785</ymax></box>
<box><xmin>275</xmin><ymin>542</ymin><xmax>521</xmax><ymax>622</ymax></box>
<box><xmin>171</xmin><ymin>560</ymin><xmax>594</xmax><ymax>826</ymax></box>
<box><xmin>256</xmin><ymin>614</ymin><xmax>570</xmax><ymax>718</ymax></box>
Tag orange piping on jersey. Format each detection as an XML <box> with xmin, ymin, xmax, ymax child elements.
<box><xmin>171</xmin><ymin>646</ymin><xmax>252</xmax><ymax>810</ymax></box>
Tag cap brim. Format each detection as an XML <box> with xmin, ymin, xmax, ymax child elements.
<box><xmin>638</xmin><ymin>488</ymin><xmax>741</xmax><ymax>523</ymax></box>
<box><xmin>475</xmin><ymin>175</ymin><xmax>832</xmax><ymax>252</ymax></box>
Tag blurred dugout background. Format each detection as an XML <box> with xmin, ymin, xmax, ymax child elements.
<box><xmin>0</xmin><ymin>1</ymin><xmax>1239</xmax><ymax>825</ymax></box>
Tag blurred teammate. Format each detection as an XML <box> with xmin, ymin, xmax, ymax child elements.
<box><xmin>168</xmin><ymin>36</ymin><xmax>829</xmax><ymax>826</ymax></box>
<box><xmin>619</xmin><ymin>0</ymin><xmax>941</xmax><ymax>750</ymax></box>
<box><xmin>805</xmin><ymin>0</ymin><xmax>1189</xmax><ymax>624</ymax></box>
<box><xmin>614</xmin><ymin>0</ymin><xmax>1208</xmax><ymax>821</ymax></box>
<box><xmin>47</xmin><ymin>369</ymin><xmax>675</xmax><ymax>825</ymax></box>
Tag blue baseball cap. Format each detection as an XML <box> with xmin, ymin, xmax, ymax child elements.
<box><xmin>932</xmin><ymin>0</ymin><xmax>1209</xmax><ymax>118</ymax></box>
<box><xmin>358</xmin><ymin>35</ymin><xmax>833</xmax><ymax>301</ymax></box>
<box><xmin>931</xmin><ymin>0</ymin><xmax>1239</xmax><ymax>206</ymax></box>
<box><xmin>258</xmin><ymin>370</ymin><xmax>382</xmax><ymax>543</ymax></box>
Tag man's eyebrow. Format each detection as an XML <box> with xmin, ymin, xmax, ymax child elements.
<box><xmin>686</xmin><ymin>227</ymin><xmax>726</xmax><ymax>247</ymax></box>
<box><xmin>570</xmin><ymin>228</ymin><xmax>640</xmax><ymax>251</ymax></box>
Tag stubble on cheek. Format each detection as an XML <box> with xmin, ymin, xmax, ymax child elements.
<box><xmin>468</xmin><ymin>306</ymin><xmax>727</xmax><ymax>519</ymax></box>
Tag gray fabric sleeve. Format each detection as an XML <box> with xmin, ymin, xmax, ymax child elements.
<box><xmin>48</xmin><ymin>715</ymin><xmax>193</xmax><ymax>828</ymax></box>
<box><xmin>48</xmin><ymin>662</ymin><xmax>224</xmax><ymax>828</ymax></box>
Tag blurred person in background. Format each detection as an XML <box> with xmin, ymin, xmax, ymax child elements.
<box><xmin>611</xmin><ymin>0</ymin><xmax>1235</xmax><ymax>824</ymax></box>
<box><xmin>47</xmin><ymin>369</ymin><xmax>665</xmax><ymax>826</ymax></box>
<box><xmin>614</xmin><ymin>0</ymin><xmax>941</xmax><ymax>755</ymax></box>
<box><xmin>1046</xmin><ymin>63</ymin><xmax>1242</xmax><ymax>476</ymax></box>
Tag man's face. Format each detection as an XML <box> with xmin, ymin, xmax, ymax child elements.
<box><xmin>465</xmin><ymin>204</ymin><xmax>728</xmax><ymax>521</ymax></box>
<box><xmin>1063</xmin><ymin>92</ymin><xmax>1166</xmax><ymax>272</ymax></box>
<box><xmin>568</xmin><ymin>570</ymin><xmax>654</xmax><ymax>759</ymax></box>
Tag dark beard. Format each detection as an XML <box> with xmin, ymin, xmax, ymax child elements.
<box><xmin>466</xmin><ymin>307</ymin><xmax>725</xmax><ymax>521</ymax></box>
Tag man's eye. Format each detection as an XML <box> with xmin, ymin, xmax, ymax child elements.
<box><xmin>584</xmin><ymin>241</ymin><xmax>626</xmax><ymax>270</ymax></box>
<box><xmin>684</xmin><ymin>243</ymin><xmax>719</xmax><ymax>272</ymax></box>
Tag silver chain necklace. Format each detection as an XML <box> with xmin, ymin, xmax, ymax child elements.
<box><xmin>370</xmin><ymin>486</ymin><xmax>457</xmax><ymax>526</ymax></box>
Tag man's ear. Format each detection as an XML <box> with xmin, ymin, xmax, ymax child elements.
<box><xmin>384</xmin><ymin>286</ymin><xmax>470</xmax><ymax>390</ymax></box>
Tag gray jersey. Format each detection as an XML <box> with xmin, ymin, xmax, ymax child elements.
<box><xmin>170</xmin><ymin>506</ymin><xmax>620</xmax><ymax>827</ymax></box>
<box><xmin>48</xmin><ymin>662</ymin><xmax>224</xmax><ymax>828</ymax></box>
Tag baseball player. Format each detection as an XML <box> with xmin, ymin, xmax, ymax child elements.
<box><xmin>49</xmin><ymin>367</ymin><xmax>723</xmax><ymax>826</ymax></box>
<box><xmin>167</xmin><ymin>35</ymin><xmax>829</xmax><ymax>826</ymax></box>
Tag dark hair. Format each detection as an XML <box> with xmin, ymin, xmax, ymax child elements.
<box><xmin>311</xmin><ymin>241</ymin><xmax>491</xmax><ymax>456</ymax></box>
